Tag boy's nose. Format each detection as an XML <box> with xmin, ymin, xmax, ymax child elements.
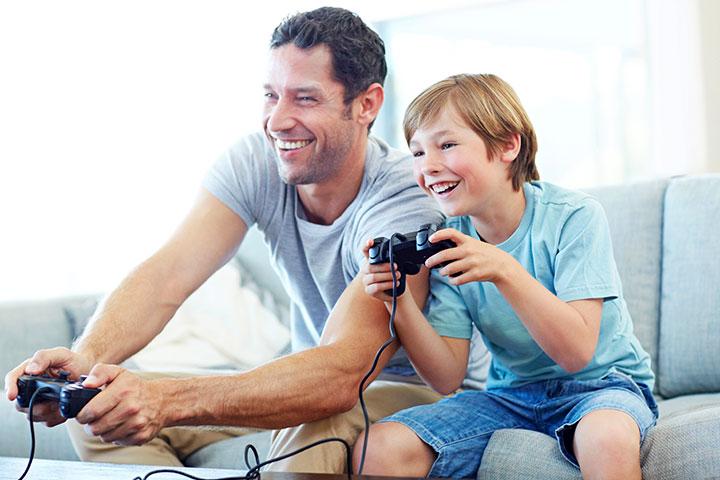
<box><xmin>420</xmin><ymin>152</ymin><xmax>443</xmax><ymax>175</ymax></box>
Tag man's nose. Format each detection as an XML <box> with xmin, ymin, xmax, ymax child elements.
<box><xmin>266</xmin><ymin>98</ymin><xmax>296</xmax><ymax>134</ymax></box>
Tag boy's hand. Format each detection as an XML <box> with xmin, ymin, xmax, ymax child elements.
<box><xmin>424</xmin><ymin>228</ymin><xmax>514</xmax><ymax>285</ymax></box>
<box><xmin>361</xmin><ymin>238</ymin><xmax>403</xmax><ymax>302</ymax></box>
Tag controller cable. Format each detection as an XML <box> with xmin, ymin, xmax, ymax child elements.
<box><xmin>18</xmin><ymin>237</ymin><xmax>401</xmax><ymax>480</ymax></box>
<box><xmin>17</xmin><ymin>387</ymin><xmax>54</xmax><ymax>480</ymax></box>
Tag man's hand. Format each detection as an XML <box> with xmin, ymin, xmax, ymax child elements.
<box><xmin>425</xmin><ymin>228</ymin><xmax>514</xmax><ymax>285</ymax></box>
<box><xmin>76</xmin><ymin>365</ymin><xmax>168</xmax><ymax>446</ymax></box>
<box><xmin>5</xmin><ymin>347</ymin><xmax>94</xmax><ymax>427</ymax></box>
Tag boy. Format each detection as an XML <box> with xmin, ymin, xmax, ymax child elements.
<box><xmin>357</xmin><ymin>74</ymin><xmax>657</xmax><ymax>479</ymax></box>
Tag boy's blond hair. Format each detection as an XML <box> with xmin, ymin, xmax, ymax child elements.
<box><xmin>403</xmin><ymin>73</ymin><xmax>539</xmax><ymax>191</ymax></box>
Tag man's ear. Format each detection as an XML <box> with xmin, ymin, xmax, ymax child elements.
<box><xmin>354</xmin><ymin>83</ymin><xmax>384</xmax><ymax>127</ymax></box>
<box><xmin>500</xmin><ymin>133</ymin><xmax>522</xmax><ymax>164</ymax></box>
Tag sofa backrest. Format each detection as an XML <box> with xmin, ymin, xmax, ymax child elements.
<box><xmin>658</xmin><ymin>174</ymin><xmax>720</xmax><ymax>398</ymax></box>
<box><xmin>585</xmin><ymin>178</ymin><xmax>669</xmax><ymax>384</ymax></box>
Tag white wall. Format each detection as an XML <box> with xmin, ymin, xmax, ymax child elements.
<box><xmin>0</xmin><ymin>0</ymin><xmax>715</xmax><ymax>301</ymax></box>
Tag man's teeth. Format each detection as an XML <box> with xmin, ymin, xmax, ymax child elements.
<box><xmin>276</xmin><ymin>139</ymin><xmax>312</xmax><ymax>150</ymax></box>
<box><xmin>431</xmin><ymin>182</ymin><xmax>459</xmax><ymax>194</ymax></box>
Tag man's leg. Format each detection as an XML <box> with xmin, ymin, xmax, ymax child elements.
<box><xmin>66</xmin><ymin>371</ymin><xmax>260</xmax><ymax>465</ymax></box>
<box><xmin>265</xmin><ymin>381</ymin><xmax>442</xmax><ymax>474</ymax></box>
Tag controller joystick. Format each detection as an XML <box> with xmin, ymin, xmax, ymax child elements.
<box><xmin>369</xmin><ymin>223</ymin><xmax>456</xmax><ymax>295</ymax></box>
<box><xmin>16</xmin><ymin>373</ymin><xmax>101</xmax><ymax>418</ymax></box>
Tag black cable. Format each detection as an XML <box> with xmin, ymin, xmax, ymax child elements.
<box><xmin>17</xmin><ymin>387</ymin><xmax>54</xmax><ymax>480</ymax></box>
<box><xmin>135</xmin><ymin>437</ymin><xmax>352</xmax><ymax>480</ymax></box>
<box><xmin>356</xmin><ymin>233</ymin><xmax>400</xmax><ymax>475</ymax></box>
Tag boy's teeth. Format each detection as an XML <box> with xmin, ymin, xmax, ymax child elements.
<box><xmin>432</xmin><ymin>182</ymin><xmax>459</xmax><ymax>194</ymax></box>
<box><xmin>276</xmin><ymin>139</ymin><xmax>312</xmax><ymax>150</ymax></box>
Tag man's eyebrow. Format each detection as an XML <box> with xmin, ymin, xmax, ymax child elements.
<box><xmin>262</xmin><ymin>84</ymin><xmax>324</xmax><ymax>95</ymax></box>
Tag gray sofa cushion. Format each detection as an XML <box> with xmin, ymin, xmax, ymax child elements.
<box><xmin>585</xmin><ymin>178</ymin><xmax>668</xmax><ymax>383</ymax></box>
<box><xmin>478</xmin><ymin>397</ymin><xmax>720</xmax><ymax>480</ymax></box>
<box><xmin>659</xmin><ymin>174</ymin><xmax>720</xmax><ymax>397</ymax></box>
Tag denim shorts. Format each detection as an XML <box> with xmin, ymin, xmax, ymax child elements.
<box><xmin>381</xmin><ymin>372</ymin><xmax>658</xmax><ymax>479</ymax></box>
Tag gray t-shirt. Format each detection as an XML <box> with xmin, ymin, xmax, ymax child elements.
<box><xmin>203</xmin><ymin>132</ymin><xmax>444</xmax><ymax>376</ymax></box>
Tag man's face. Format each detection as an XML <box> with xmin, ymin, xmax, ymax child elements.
<box><xmin>263</xmin><ymin>44</ymin><xmax>360</xmax><ymax>185</ymax></box>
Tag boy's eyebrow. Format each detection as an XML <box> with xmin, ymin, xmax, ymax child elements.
<box><xmin>410</xmin><ymin>129</ymin><xmax>457</xmax><ymax>147</ymax></box>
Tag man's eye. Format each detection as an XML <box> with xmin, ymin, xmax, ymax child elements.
<box><xmin>264</xmin><ymin>92</ymin><xmax>277</xmax><ymax>100</ymax></box>
<box><xmin>298</xmin><ymin>96</ymin><xmax>316</xmax><ymax>103</ymax></box>
<box><xmin>441</xmin><ymin>143</ymin><xmax>457</xmax><ymax>150</ymax></box>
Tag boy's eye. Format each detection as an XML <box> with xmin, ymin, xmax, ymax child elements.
<box><xmin>440</xmin><ymin>142</ymin><xmax>457</xmax><ymax>150</ymax></box>
<box><xmin>264</xmin><ymin>92</ymin><xmax>277</xmax><ymax>101</ymax></box>
<box><xmin>412</xmin><ymin>151</ymin><xmax>425</xmax><ymax>158</ymax></box>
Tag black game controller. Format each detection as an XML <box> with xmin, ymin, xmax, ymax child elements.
<box><xmin>16</xmin><ymin>372</ymin><xmax>101</xmax><ymax>418</ymax></box>
<box><xmin>369</xmin><ymin>223</ymin><xmax>455</xmax><ymax>295</ymax></box>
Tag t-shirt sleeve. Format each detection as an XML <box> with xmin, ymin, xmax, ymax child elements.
<box><xmin>348</xmin><ymin>171</ymin><xmax>444</xmax><ymax>275</ymax></box>
<box><xmin>201</xmin><ymin>133</ymin><xmax>274</xmax><ymax>229</ymax></box>
<box><xmin>423</xmin><ymin>269</ymin><xmax>474</xmax><ymax>339</ymax></box>
<box><xmin>554</xmin><ymin>198</ymin><xmax>620</xmax><ymax>302</ymax></box>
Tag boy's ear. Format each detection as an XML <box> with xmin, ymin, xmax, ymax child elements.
<box><xmin>353</xmin><ymin>82</ymin><xmax>384</xmax><ymax>127</ymax></box>
<box><xmin>500</xmin><ymin>133</ymin><xmax>522</xmax><ymax>164</ymax></box>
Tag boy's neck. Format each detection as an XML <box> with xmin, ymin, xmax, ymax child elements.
<box><xmin>471</xmin><ymin>185</ymin><xmax>526</xmax><ymax>245</ymax></box>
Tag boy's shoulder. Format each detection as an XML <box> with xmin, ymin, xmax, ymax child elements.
<box><xmin>529</xmin><ymin>181</ymin><xmax>596</xmax><ymax>209</ymax></box>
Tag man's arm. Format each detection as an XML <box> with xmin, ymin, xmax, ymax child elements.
<box><xmin>4</xmin><ymin>189</ymin><xmax>247</xmax><ymax>424</ymax></box>
<box><xmin>73</xmin><ymin>189</ymin><xmax>248</xmax><ymax>365</ymax></box>
<box><xmin>76</xmin><ymin>270</ymin><xmax>430</xmax><ymax>444</ymax></box>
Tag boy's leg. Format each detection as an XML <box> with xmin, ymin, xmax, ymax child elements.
<box><xmin>265</xmin><ymin>381</ymin><xmax>442</xmax><ymax>474</ymax></box>
<box><xmin>549</xmin><ymin>373</ymin><xmax>658</xmax><ymax>478</ymax></box>
<box><xmin>66</xmin><ymin>370</ymin><xmax>259</xmax><ymax>465</ymax></box>
<box><xmin>353</xmin><ymin>421</ymin><xmax>434</xmax><ymax>477</ymax></box>
<box><xmin>573</xmin><ymin>409</ymin><xmax>641</xmax><ymax>480</ymax></box>
<box><xmin>356</xmin><ymin>389</ymin><xmax>534</xmax><ymax>479</ymax></box>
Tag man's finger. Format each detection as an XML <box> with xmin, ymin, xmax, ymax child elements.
<box><xmin>5</xmin><ymin>360</ymin><xmax>30</xmax><ymax>400</ymax></box>
<box><xmin>82</xmin><ymin>364</ymin><xmax>124</xmax><ymax>389</ymax></box>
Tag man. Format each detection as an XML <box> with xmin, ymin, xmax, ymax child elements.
<box><xmin>4</xmin><ymin>7</ymin><xmax>449</xmax><ymax>473</ymax></box>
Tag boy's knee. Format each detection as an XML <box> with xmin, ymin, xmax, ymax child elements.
<box><xmin>575</xmin><ymin>409</ymin><xmax>640</xmax><ymax>456</ymax></box>
<box><xmin>353</xmin><ymin>422</ymin><xmax>435</xmax><ymax>476</ymax></box>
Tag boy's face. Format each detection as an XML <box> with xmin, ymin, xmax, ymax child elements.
<box><xmin>262</xmin><ymin>44</ymin><xmax>363</xmax><ymax>186</ymax></box>
<box><xmin>408</xmin><ymin>106</ymin><xmax>513</xmax><ymax>219</ymax></box>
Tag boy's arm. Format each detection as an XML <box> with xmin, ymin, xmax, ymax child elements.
<box><xmin>390</xmin><ymin>294</ymin><xmax>470</xmax><ymax>394</ymax></box>
<box><xmin>494</xmin><ymin>270</ymin><xmax>602</xmax><ymax>373</ymax></box>
<box><xmin>362</xmin><ymin>257</ymin><xmax>470</xmax><ymax>394</ymax></box>
<box><xmin>428</xmin><ymin>228</ymin><xmax>602</xmax><ymax>374</ymax></box>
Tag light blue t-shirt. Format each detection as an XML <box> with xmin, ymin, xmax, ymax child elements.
<box><xmin>202</xmin><ymin>132</ymin><xmax>445</xmax><ymax>376</ymax></box>
<box><xmin>425</xmin><ymin>181</ymin><xmax>654</xmax><ymax>389</ymax></box>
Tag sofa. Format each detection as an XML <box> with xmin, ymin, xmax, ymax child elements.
<box><xmin>2</xmin><ymin>174</ymin><xmax>719</xmax><ymax>478</ymax></box>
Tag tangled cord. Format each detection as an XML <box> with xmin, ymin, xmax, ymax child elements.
<box><xmin>134</xmin><ymin>438</ymin><xmax>352</xmax><ymax>480</ymax></box>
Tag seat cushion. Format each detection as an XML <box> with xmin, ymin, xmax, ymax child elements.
<box><xmin>659</xmin><ymin>174</ymin><xmax>720</xmax><ymax>397</ymax></box>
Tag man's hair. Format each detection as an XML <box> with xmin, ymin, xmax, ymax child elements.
<box><xmin>403</xmin><ymin>74</ymin><xmax>539</xmax><ymax>191</ymax></box>
<box><xmin>270</xmin><ymin>7</ymin><xmax>387</xmax><ymax>106</ymax></box>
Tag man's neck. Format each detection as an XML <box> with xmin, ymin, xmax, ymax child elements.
<box><xmin>296</xmin><ymin>143</ymin><xmax>367</xmax><ymax>226</ymax></box>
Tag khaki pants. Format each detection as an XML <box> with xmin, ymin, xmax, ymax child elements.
<box><xmin>67</xmin><ymin>374</ymin><xmax>441</xmax><ymax>472</ymax></box>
